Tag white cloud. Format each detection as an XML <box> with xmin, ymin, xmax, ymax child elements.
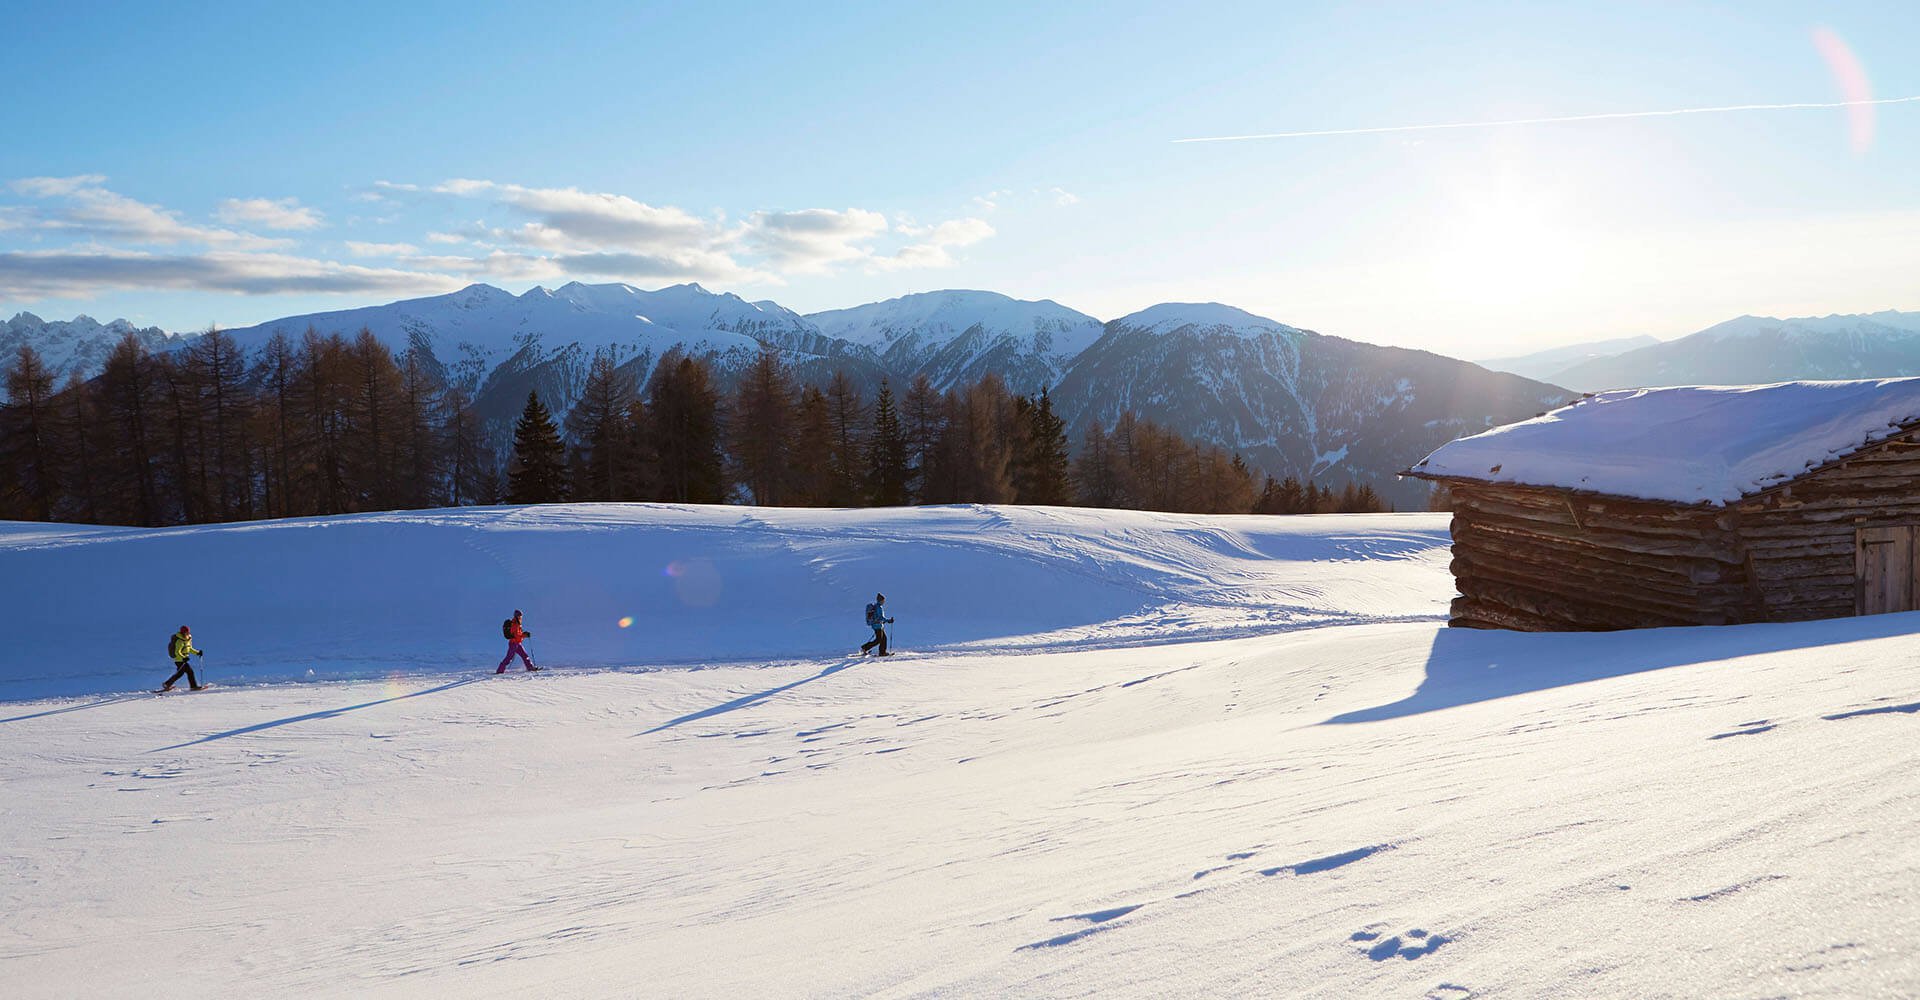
<box><xmin>1050</xmin><ymin>187</ymin><xmax>1081</xmax><ymax>206</ymax></box>
<box><xmin>871</xmin><ymin>216</ymin><xmax>995</xmax><ymax>271</ymax></box>
<box><xmin>4</xmin><ymin>176</ymin><xmax>287</xmax><ymax>249</ymax></box>
<box><xmin>972</xmin><ymin>189</ymin><xmax>1010</xmax><ymax>211</ymax></box>
<box><xmin>430</xmin><ymin>179</ymin><xmax>717</xmax><ymax>251</ymax></box>
<box><xmin>425</xmin><ymin>231</ymin><xmax>468</xmax><ymax>245</ymax></box>
<box><xmin>344</xmin><ymin>241</ymin><xmax>420</xmax><ymax>257</ymax></box>
<box><xmin>10</xmin><ymin>175</ymin><xmax>109</xmax><ymax>197</ymax></box>
<box><xmin>0</xmin><ymin>249</ymin><xmax>461</xmax><ymax>298</ymax></box>
<box><xmin>744</xmin><ymin>208</ymin><xmax>888</xmax><ymax>272</ymax></box>
<box><xmin>217</xmin><ymin>197</ymin><xmax>324</xmax><ymax>231</ymax></box>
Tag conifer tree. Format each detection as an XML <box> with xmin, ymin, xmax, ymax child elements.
<box><xmin>1072</xmin><ymin>423</ymin><xmax>1120</xmax><ymax>508</ymax></box>
<box><xmin>730</xmin><ymin>347</ymin><xmax>797</xmax><ymax>505</ymax></box>
<box><xmin>441</xmin><ymin>386</ymin><xmax>492</xmax><ymax>506</ymax></box>
<box><xmin>3</xmin><ymin>345</ymin><xmax>58</xmax><ymax>520</ymax></box>
<box><xmin>507</xmin><ymin>390</ymin><xmax>569</xmax><ymax>504</ymax></box>
<box><xmin>57</xmin><ymin>372</ymin><xmax>102</xmax><ymax>524</ymax></box>
<box><xmin>565</xmin><ymin>350</ymin><xmax>639</xmax><ymax>500</ymax></box>
<box><xmin>648</xmin><ymin>352</ymin><xmax>725</xmax><ymax>503</ymax></box>
<box><xmin>789</xmin><ymin>384</ymin><xmax>834</xmax><ymax>505</ymax></box>
<box><xmin>1017</xmin><ymin>385</ymin><xmax>1071</xmax><ymax>505</ymax></box>
<box><xmin>347</xmin><ymin>328</ymin><xmax>403</xmax><ymax>510</ymax></box>
<box><xmin>866</xmin><ymin>379</ymin><xmax>910</xmax><ymax>506</ymax></box>
<box><xmin>252</xmin><ymin>330</ymin><xmax>298</xmax><ymax>519</ymax></box>
<box><xmin>395</xmin><ymin>348</ymin><xmax>444</xmax><ymax>509</ymax></box>
<box><xmin>901</xmin><ymin>374</ymin><xmax>943</xmax><ymax>502</ymax></box>
<box><xmin>825</xmin><ymin>370</ymin><xmax>866</xmax><ymax>506</ymax></box>
<box><xmin>98</xmin><ymin>332</ymin><xmax>163</xmax><ymax>526</ymax></box>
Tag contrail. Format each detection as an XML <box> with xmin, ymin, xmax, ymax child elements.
<box><xmin>1174</xmin><ymin>95</ymin><xmax>1920</xmax><ymax>143</ymax></box>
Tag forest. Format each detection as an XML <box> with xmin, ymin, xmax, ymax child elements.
<box><xmin>0</xmin><ymin>329</ymin><xmax>1389</xmax><ymax>527</ymax></box>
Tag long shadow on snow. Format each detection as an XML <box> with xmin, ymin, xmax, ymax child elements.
<box><xmin>148</xmin><ymin>677</ymin><xmax>481</xmax><ymax>752</ymax></box>
<box><xmin>1</xmin><ymin>692</ymin><xmax>150</xmax><ymax>724</ymax></box>
<box><xmin>1326</xmin><ymin>612</ymin><xmax>1920</xmax><ymax>725</ymax></box>
<box><xmin>640</xmin><ymin>660</ymin><xmax>858</xmax><ymax>735</ymax></box>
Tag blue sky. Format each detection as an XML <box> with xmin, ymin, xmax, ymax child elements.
<box><xmin>2</xmin><ymin>0</ymin><xmax>1915</xmax><ymax>356</ymax></box>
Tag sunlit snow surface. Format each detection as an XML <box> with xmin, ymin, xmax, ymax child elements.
<box><xmin>5</xmin><ymin>505</ymin><xmax>1920</xmax><ymax>998</ymax></box>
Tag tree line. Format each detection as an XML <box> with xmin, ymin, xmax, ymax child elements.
<box><xmin>0</xmin><ymin>330</ymin><xmax>1387</xmax><ymax>527</ymax></box>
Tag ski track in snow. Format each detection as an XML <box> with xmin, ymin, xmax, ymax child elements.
<box><xmin>5</xmin><ymin>506</ymin><xmax>1920</xmax><ymax>997</ymax></box>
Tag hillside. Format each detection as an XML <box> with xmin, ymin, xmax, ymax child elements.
<box><xmin>1053</xmin><ymin>304</ymin><xmax>1574</xmax><ymax>507</ymax></box>
<box><xmin>5</xmin><ymin>505</ymin><xmax>1919</xmax><ymax>997</ymax></box>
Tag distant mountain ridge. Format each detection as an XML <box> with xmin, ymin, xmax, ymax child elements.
<box><xmin>6</xmin><ymin>283</ymin><xmax>1581</xmax><ymax>503</ymax></box>
<box><xmin>808</xmin><ymin>289</ymin><xmax>1102</xmax><ymax>392</ymax></box>
<box><xmin>1549</xmin><ymin>311</ymin><xmax>1920</xmax><ymax>390</ymax></box>
<box><xmin>1054</xmin><ymin>304</ymin><xmax>1572</xmax><ymax>506</ymax></box>
<box><xmin>1476</xmin><ymin>334</ymin><xmax>1661</xmax><ymax>383</ymax></box>
<box><xmin>2</xmin><ymin>313</ymin><xmax>178</xmax><ymax>383</ymax></box>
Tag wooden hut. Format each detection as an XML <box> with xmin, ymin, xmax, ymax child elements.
<box><xmin>1404</xmin><ymin>379</ymin><xmax>1920</xmax><ymax>631</ymax></box>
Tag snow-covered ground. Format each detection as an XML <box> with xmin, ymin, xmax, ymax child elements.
<box><xmin>5</xmin><ymin>506</ymin><xmax>1920</xmax><ymax>998</ymax></box>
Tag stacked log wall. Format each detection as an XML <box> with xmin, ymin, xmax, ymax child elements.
<box><xmin>1448</xmin><ymin>483</ymin><xmax>1758</xmax><ymax>631</ymax></box>
<box><xmin>1735</xmin><ymin>443</ymin><xmax>1920</xmax><ymax>620</ymax></box>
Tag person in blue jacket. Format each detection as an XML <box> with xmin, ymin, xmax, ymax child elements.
<box><xmin>860</xmin><ymin>593</ymin><xmax>894</xmax><ymax>656</ymax></box>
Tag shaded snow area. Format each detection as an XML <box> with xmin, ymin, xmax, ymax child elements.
<box><xmin>7</xmin><ymin>507</ymin><xmax>1920</xmax><ymax>998</ymax></box>
<box><xmin>1413</xmin><ymin>378</ymin><xmax>1920</xmax><ymax>505</ymax></box>
<box><xmin>0</xmin><ymin>505</ymin><xmax>1446</xmax><ymax>702</ymax></box>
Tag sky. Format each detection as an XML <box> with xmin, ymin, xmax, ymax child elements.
<box><xmin>1</xmin><ymin>0</ymin><xmax>1915</xmax><ymax>358</ymax></box>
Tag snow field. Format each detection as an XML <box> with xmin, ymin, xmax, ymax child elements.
<box><xmin>0</xmin><ymin>504</ymin><xmax>1450</xmax><ymax>701</ymax></box>
<box><xmin>4</xmin><ymin>506</ymin><xmax>1920</xmax><ymax>997</ymax></box>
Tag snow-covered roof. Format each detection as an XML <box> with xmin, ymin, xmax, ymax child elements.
<box><xmin>1408</xmin><ymin>378</ymin><xmax>1920</xmax><ymax>506</ymax></box>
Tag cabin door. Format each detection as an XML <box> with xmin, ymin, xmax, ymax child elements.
<box><xmin>1855</xmin><ymin>526</ymin><xmax>1920</xmax><ymax>615</ymax></box>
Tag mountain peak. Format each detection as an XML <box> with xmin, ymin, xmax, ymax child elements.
<box><xmin>1113</xmin><ymin>302</ymin><xmax>1293</xmax><ymax>336</ymax></box>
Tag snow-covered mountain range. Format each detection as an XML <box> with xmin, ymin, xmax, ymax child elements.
<box><xmin>1</xmin><ymin>312</ymin><xmax>178</xmax><ymax>383</ymax></box>
<box><xmin>809</xmin><ymin>289</ymin><xmax>1104</xmax><ymax>392</ymax></box>
<box><xmin>7</xmin><ymin>285</ymin><xmax>1579</xmax><ymax>502</ymax></box>
<box><xmin>1550</xmin><ymin>310</ymin><xmax>1920</xmax><ymax>391</ymax></box>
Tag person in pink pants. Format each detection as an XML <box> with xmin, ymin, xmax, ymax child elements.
<box><xmin>497</xmin><ymin>609</ymin><xmax>541</xmax><ymax>673</ymax></box>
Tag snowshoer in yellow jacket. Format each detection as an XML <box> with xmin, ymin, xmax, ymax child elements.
<box><xmin>161</xmin><ymin>625</ymin><xmax>204</xmax><ymax>691</ymax></box>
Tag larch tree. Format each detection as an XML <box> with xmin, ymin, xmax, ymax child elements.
<box><xmin>729</xmin><ymin>348</ymin><xmax>797</xmax><ymax>505</ymax></box>
<box><xmin>3</xmin><ymin>345</ymin><xmax>59</xmax><ymax>520</ymax></box>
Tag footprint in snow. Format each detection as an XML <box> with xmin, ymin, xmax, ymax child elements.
<box><xmin>1352</xmin><ymin>924</ymin><xmax>1451</xmax><ymax>961</ymax></box>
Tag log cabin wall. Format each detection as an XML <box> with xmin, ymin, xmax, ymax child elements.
<box><xmin>1446</xmin><ymin>482</ymin><xmax>1760</xmax><ymax>631</ymax></box>
<box><xmin>1733</xmin><ymin>440</ymin><xmax>1920</xmax><ymax>621</ymax></box>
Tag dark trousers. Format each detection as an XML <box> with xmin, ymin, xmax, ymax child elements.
<box><xmin>861</xmin><ymin>627</ymin><xmax>888</xmax><ymax>656</ymax></box>
<box><xmin>164</xmin><ymin>659</ymin><xmax>198</xmax><ymax>689</ymax></box>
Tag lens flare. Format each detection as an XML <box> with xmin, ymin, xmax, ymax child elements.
<box><xmin>617</xmin><ymin>616</ymin><xmax>634</xmax><ymax>629</ymax></box>
<box><xmin>1814</xmin><ymin>27</ymin><xmax>1874</xmax><ymax>154</ymax></box>
<box><xmin>664</xmin><ymin>557</ymin><xmax>724</xmax><ymax>607</ymax></box>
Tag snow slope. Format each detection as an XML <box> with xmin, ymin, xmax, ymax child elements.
<box><xmin>7</xmin><ymin>506</ymin><xmax>1920</xmax><ymax>998</ymax></box>
<box><xmin>0</xmin><ymin>505</ymin><xmax>1449</xmax><ymax>701</ymax></box>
